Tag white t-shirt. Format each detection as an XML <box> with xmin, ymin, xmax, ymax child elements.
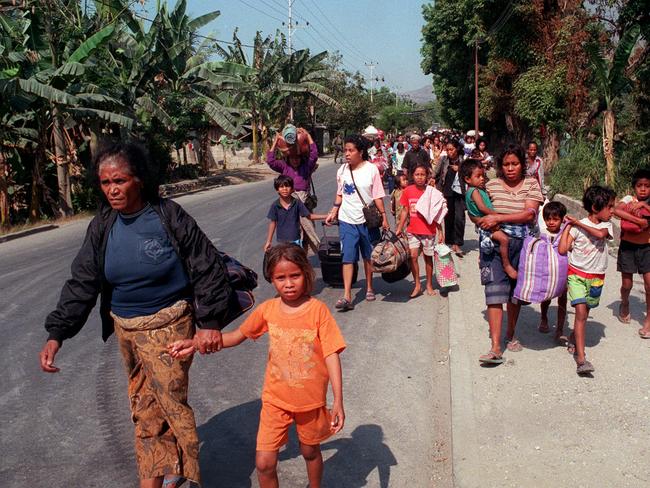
<box><xmin>568</xmin><ymin>218</ymin><xmax>613</xmax><ymax>274</ymax></box>
<box><xmin>336</xmin><ymin>162</ymin><xmax>386</xmax><ymax>224</ymax></box>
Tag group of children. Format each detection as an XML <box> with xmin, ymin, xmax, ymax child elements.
<box><xmin>459</xmin><ymin>159</ymin><xmax>650</xmax><ymax>375</ymax></box>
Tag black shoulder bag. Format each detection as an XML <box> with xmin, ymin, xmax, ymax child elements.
<box><xmin>304</xmin><ymin>178</ymin><xmax>318</xmax><ymax>211</ymax></box>
<box><xmin>349</xmin><ymin>164</ymin><xmax>383</xmax><ymax>229</ymax></box>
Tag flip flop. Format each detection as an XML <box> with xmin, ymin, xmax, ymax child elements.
<box><xmin>538</xmin><ymin>323</ymin><xmax>550</xmax><ymax>333</ymax></box>
<box><xmin>335</xmin><ymin>298</ymin><xmax>354</xmax><ymax>311</ymax></box>
<box><xmin>365</xmin><ymin>291</ymin><xmax>376</xmax><ymax>301</ymax></box>
<box><xmin>576</xmin><ymin>360</ymin><xmax>595</xmax><ymax>375</ymax></box>
<box><xmin>618</xmin><ymin>303</ymin><xmax>631</xmax><ymax>324</ymax></box>
<box><xmin>505</xmin><ymin>338</ymin><xmax>523</xmax><ymax>352</ymax></box>
<box><xmin>638</xmin><ymin>329</ymin><xmax>650</xmax><ymax>339</ymax></box>
<box><xmin>479</xmin><ymin>350</ymin><xmax>504</xmax><ymax>364</ymax></box>
<box><xmin>555</xmin><ymin>335</ymin><xmax>569</xmax><ymax>347</ymax></box>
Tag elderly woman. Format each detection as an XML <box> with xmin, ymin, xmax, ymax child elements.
<box><xmin>267</xmin><ymin>127</ymin><xmax>320</xmax><ymax>252</ymax></box>
<box><xmin>39</xmin><ymin>142</ymin><xmax>231</xmax><ymax>488</ymax></box>
<box><xmin>472</xmin><ymin>144</ymin><xmax>544</xmax><ymax>364</ymax></box>
<box><xmin>325</xmin><ymin>134</ymin><xmax>389</xmax><ymax>310</ymax></box>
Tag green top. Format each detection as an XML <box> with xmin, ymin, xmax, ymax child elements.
<box><xmin>465</xmin><ymin>187</ymin><xmax>493</xmax><ymax>218</ymax></box>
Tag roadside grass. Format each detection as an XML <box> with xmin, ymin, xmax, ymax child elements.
<box><xmin>0</xmin><ymin>212</ymin><xmax>93</xmax><ymax>237</ymax></box>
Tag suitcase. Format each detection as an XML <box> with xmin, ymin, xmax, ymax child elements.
<box><xmin>318</xmin><ymin>224</ymin><xmax>358</xmax><ymax>287</ymax></box>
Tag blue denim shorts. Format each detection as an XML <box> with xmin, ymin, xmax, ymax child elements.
<box><xmin>339</xmin><ymin>221</ymin><xmax>380</xmax><ymax>263</ymax></box>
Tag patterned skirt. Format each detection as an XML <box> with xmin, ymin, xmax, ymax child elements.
<box><xmin>111</xmin><ymin>300</ymin><xmax>200</xmax><ymax>483</ymax></box>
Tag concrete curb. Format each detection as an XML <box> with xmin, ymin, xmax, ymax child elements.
<box><xmin>0</xmin><ymin>224</ymin><xmax>58</xmax><ymax>243</ymax></box>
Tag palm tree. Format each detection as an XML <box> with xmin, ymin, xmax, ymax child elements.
<box><xmin>587</xmin><ymin>24</ymin><xmax>641</xmax><ymax>186</ymax></box>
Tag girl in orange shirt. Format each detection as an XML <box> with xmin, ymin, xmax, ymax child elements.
<box><xmin>169</xmin><ymin>243</ymin><xmax>345</xmax><ymax>488</ymax></box>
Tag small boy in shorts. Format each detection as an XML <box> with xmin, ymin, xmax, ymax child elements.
<box><xmin>462</xmin><ymin>159</ymin><xmax>519</xmax><ymax>279</ymax></box>
<box><xmin>264</xmin><ymin>175</ymin><xmax>327</xmax><ymax>252</ymax></box>
<box><xmin>613</xmin><ymin>168</ymin><xmax>650</xmax><ymax>338</ymax></box>
<box><xmin>538</xmin><ymin>201</ymin><xmax>569</xmax><ymax>343</ymax></box>
<box><xmin>559</xmin><ymin>185</ymin><xmax>616</xmax><ymax>375</ymax></box>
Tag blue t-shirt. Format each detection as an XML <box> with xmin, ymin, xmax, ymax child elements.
<box><xmin>267</xmin><ymin>198</ymin><xmax>311</xmax><ymax>242</ymax></box>
<box><xmin>105</xmin><ymin>204</ymin><xmax>191</xmax><ymax>318</ymax></box>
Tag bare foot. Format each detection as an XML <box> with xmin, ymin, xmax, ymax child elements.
<box><xmin>410</xmin><ymin>285</ymin><xmax>422</xmax><ymax>298</ymax></box>
<box><xmin>504</xmin><ymin>264</ymin><xmax>518</xmax><ymax>280</ymax></box>
<box><xmin>426</xmin><ymin>287</ymin><xmax>437</xmax><ymax>296</ymax></box>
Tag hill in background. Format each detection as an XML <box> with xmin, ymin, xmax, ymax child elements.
<box><xmin>402</xmin><ymin>85</ymin><xmax>436</xmax><ymax>105</ymax></box>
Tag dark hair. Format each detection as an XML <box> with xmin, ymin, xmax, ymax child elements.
<box><xmin>582</xmin><ymin>185</ymin><xmax>616</xmax><ymax>213</ymax></box>
<box><xmin>412</xmin><ymin>163</ymin><xmax>432</xmax><ymax>176</ymax></box>
<box><xmin>632</xmin><ymin>168</ymin><xmax>650</xmax><ymax>187</ymax></box>
<box><xmin>344</xmin><ymin>134</ymin><xmax>370</xmax><ymax>161</ymax></box>
<box><xmin>496</xmin><ymin>144</ymin><xmax>527</xmax><ymax>180</ymax></box>
<box><xmin>264</xmin><ymin>243</ymin><xmax>315</xmax><ymax>295</ymax></box>
<box><xmin>94</xmin><ymin>141</ymin><xmax>158</xmax><ymax>201</ymax></box>
<box><xmin>542</xmin><ymin>201</ymin><xmax>567</xmax><ymax>220</ymax></box>
<box><xmin>461</xmin><ymin>159</ymin><xmax>483</xmax><ymax>182</ymax></box>
<box><xmin>476</xmin><ymin>138</ymin><xmax>487</xmax><ymax>147</ymax></box>
<box><xmin>527</xmin><ymin>141</ymin><xmax>538</xmax><ymax>149</ymax></box>
<box><xmin>393</xmin><ymin>173</ymin><xmax>406</xmax><ymax>188</ymax></box>
<box><xmin>274</xmin><ymin>175</ymin><xmax>294</xmax><ymax>190</ymax></box>
<box><xmin>397</xmin><ymin>142</ymin><xmax>404</xmax><ymax>151</ymax></box>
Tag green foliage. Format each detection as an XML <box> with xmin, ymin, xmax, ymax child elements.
<box><xmin>549</xmin><ymin>136</ymin><xmax>605</xmax><ymax>198</ymax></box>
<box><xmin>513</xmin><ymin>65</ymin><xmax>567</xmax><ymax>131</ymax></box>
<box><xmin>550</xmin><ymin>132</ymin><xmax>650</xmax><ymax>199</ymax></box>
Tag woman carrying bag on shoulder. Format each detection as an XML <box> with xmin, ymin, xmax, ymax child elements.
<box><xmin>325</xmin><ymin>134</ymin><xmax>389</xmax><ymax>311</ymax></box>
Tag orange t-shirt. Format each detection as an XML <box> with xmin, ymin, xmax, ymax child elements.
<box><xmin>239</xmin><ymin>297</ymin><xmax>346</xmax><ymax>412</ymax></box>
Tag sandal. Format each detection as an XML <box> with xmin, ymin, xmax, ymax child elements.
<box><xmin>335</xmin><ymin>298</ymin><xmax>354</xmax><ymax>311</ymax></box>
<box><xmin>576</xmin><ymin>360</ymin><xmax>595</xmax><ymax>375</ymax></box>
<box><xmin>618</xmin><ymin>303</ymin><xmax>631</xmax><ymax>323</ymax></box>
<box><xmin>505</xmin><ymin>338</ymin><xmax>523</xmax><ymax>352</ymax></box>
<box><xmin>365</xmin><ymin>291</ymin><xmax>376</xmax><ymax>301</ymax></box>
<box><xmin>638</xmin><ymin>329</ymin><xmax>650</xmax><ymax>339</ymax></box>
<box><xmin>555</xmin><ymin>335</ymin><xmax>569</xmax><ymax>347</ymax></box>
<box><xmin>479</xmin><ymin>350</ymin><xmax>504</xmax><ymax>364</ymax></box>
<box><xmin>538</xmin><ymin>323</ymin><xmax>550</xmax><ymax>334</ymax></box>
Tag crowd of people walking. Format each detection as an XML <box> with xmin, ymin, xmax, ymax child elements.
<box><xmin>38</xmin><ymin>123</ymin><xmax>650</xmax><ymax>487</ymax></box>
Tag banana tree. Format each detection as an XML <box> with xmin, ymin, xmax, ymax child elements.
<box><xmin>587</xmin><ymin>24</ymin><xmax>641</xmax><ymax>186</ymax></box>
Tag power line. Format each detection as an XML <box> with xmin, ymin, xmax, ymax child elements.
<box><xmin>231</xmin><ymin>0</ymin><xmax>285</xmax><ymax>24</ymax></box>
<box><xmin>301</xmin><ymin>0</ymin><xmax>368</xmax><ymax>62</ymax></box>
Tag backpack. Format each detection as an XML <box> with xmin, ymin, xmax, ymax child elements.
<box><xmin>371</xmin><ymin>230</ymin><xmax>410</xmax><ymax>273</ymax></box>
<box><xmin>218</xmin><ymin>252</ymin><xmax>258</xmax><ymax>327</ymax></box>
<box><xmin>513</xmin><ymin>231</ymin><xmax>567</xmax><ymax>304</ymax></box>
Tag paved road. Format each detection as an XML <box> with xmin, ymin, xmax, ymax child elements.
<box><xmin>449</xmin><ymin>218</ymin><xmax>650</xmax><ymax>488</ymax></box>
<box><xmin>0</xmin><ymin>158</ymin><xmax>451</xmax><ymax>487</ymax></box>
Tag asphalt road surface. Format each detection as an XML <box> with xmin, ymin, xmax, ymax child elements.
<box><xmin>0</xmin><ymin>158</ymin><xmax>450</xmax><ymax>487</ymax></box>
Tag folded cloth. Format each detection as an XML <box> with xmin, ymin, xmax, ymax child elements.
<box><xmin>415</xmin><ymin>185</ymin><xmax>448</xmax><ymax>225</ymax></box>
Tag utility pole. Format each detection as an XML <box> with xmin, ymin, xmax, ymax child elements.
<box><xmin>365</xmin><ymin>61</ymin><xmax>378</xmax><ymax>103</ymax></box>
<box><xmin>286</xmin><ymin>0</ymin><xmax>296</xmax><ymax>121</ymax></box>
<box><xmin>474</xmin><ymin>40</ymin><xmax>479</xmax><ymax>138</ymax></box>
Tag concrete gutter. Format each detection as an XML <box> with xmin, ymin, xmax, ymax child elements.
<box><xmin>0</xmin><ymin>224</ymin><xmax>58</xmax><ymax>244</ymax></box>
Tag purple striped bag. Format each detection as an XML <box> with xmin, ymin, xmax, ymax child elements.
<box><xmin>513</xmin><ymin>232</ymin><xmax>568</xmax><ymax>304</ymax></box>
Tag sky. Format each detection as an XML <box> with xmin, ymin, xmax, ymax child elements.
<box><xmin>139</xmin><ymin>0</ymin><xmax>433</xmax><ymax>93</ymax></box>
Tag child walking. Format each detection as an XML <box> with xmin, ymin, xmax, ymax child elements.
<box><xmin>390</xmin><ymin>172</ymin><xmax>409</xmax><ymax>219</ymax></box>
<box><xmin>169</xmin><ymin>244</ymin><xmax>345</xmax><ymax>488</ymax></box>
<box><xmin>396</xmin><ymin>163</ymin><xmax>442</xmax><ymax>298</ymax></box>
<box><xmin>538</xmin><ymin>201</ymin><xmax>569</xmax><ymax>344</ymax></box>
<box><xmin>614</xmin><ymin>168</ymin><xmax>650</xmax><ymax>337</ymax></box>
<box><xmin>264</xmin><ymin>175</ymin><xmax>327</xmax><ymax>252</ymax></box>
<box><xmin>462</xmin><ymin>159</ymin><xmax>519</xmax><ymax>279</ymax></box>
<box><xmin>559</xmin><ymin>185</ymin><xmax>616</xmax><ymax>375</ymax></box>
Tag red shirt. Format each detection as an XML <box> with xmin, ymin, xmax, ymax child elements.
<box><xmin>400</xmin><ymin>185</ymin><xmax>437</xmax><ymax>235</ymax></box>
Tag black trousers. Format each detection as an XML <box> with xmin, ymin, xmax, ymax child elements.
<box><xmin>444</xmin><ymin>193</ymin><xmax>466</xmax><ymax>247</ymax></box>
